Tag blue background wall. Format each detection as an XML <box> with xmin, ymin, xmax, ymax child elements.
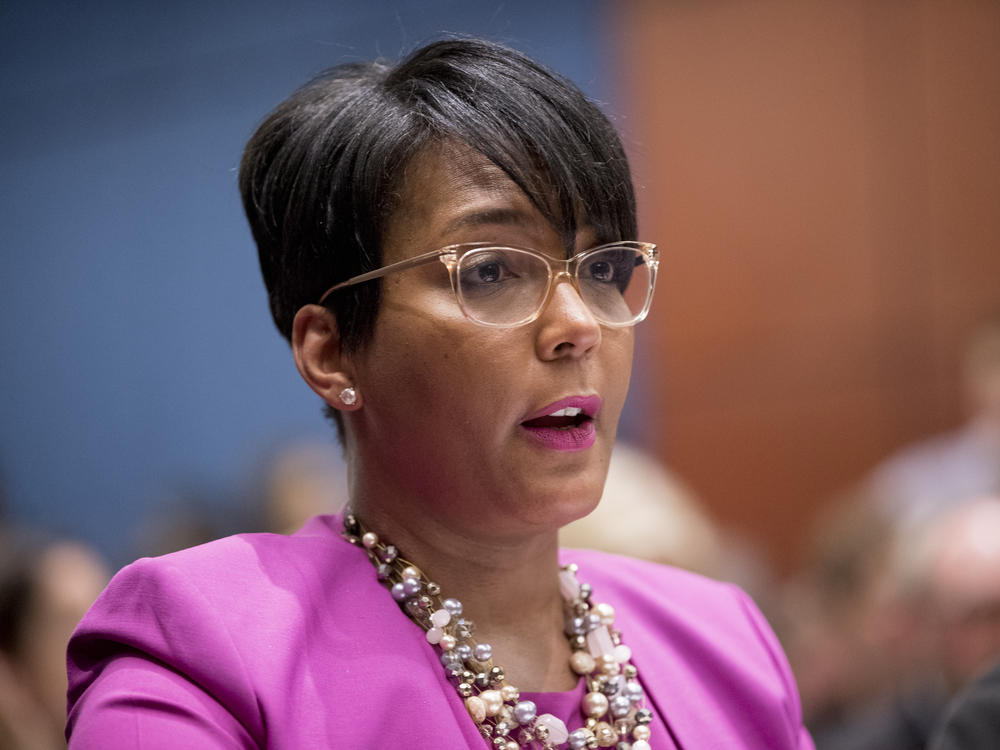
<box><xmin>0</xmin><ymin>1</ymin><xmax>627</xmax><ymax>566</ymax></box>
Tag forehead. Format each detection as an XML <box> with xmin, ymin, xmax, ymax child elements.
<box><xmin>381</xmin><ymin>141</ymin><xmax>570</xmax><ymax>262</ymax></box>
<box><xmin>403</xmin><ymin>140</ymin><xmax>515</xmax><ymax>201</ymax></box>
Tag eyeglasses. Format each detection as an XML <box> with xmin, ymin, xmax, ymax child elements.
<box><xmin>318</xmin><ymin>241</ymin><xmax>659</xmax><ymax>328</ymax></box>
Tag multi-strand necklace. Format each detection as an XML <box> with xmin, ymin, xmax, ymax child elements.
<box><xmin>343</xmin><ymin>512</ymin><xmax>654</xmax><ymax>749</ymax></box>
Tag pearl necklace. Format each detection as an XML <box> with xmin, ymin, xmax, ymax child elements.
<box><xmin>342</xmin><ymin>512</ymin><xmax>654</xmax><ymax>749</ymax></box>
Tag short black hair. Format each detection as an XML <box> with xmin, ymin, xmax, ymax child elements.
<box><xmin>239</xmin><ymin>38</ymin><xmax>637</xmax><ymax>433</ymax></box>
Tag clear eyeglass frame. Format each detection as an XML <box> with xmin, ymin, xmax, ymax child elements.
<box><xmin>317</xmin><ymin>241</ymin><xmax>659</xmax><ymax>328</ymax></box>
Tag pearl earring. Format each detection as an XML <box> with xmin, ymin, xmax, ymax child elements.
<box><xmin>339</xmin><ymin>387</ymin><xmax>357</xmax><ymax>406</ymax></box>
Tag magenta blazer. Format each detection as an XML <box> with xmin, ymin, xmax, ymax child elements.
<box><xmin>67</xmin><ymin>514</ymin><xmax>814</xmax><ymax>748</ymax></box>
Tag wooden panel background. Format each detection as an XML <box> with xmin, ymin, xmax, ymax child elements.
<box><xmin>613</xmin><ymin>0</ymin><xmax>1000</xmax><ymax>574</ymax></box>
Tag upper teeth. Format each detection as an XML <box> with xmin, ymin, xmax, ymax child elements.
<box><xmin>550</xmin><ymin>407</ymin><xmax>582</xmax><ymax>417</ymax></box>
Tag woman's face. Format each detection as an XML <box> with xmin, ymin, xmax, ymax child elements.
<box><xmin>346</xmin><ymin>141</ymin><xmax>635</xmax><ymax>539</ymax></box>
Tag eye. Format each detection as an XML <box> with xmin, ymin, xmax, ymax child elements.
<box><xmin>474</xmin><ymin>260</ymin><xmax>504</xmax><ymax>283</ymax></box>
<box><xmin>587</xmin><ymin>259</ymin><xmax>615</xmax><ymax>283</ymax></box>
<box><xmin>460</xmin><ymin>252</ymin><xmax>518</xmax><ymax>288</ymax></box>
<box><xmin>580</xmin><ymin>249</ymin><xmax>638</xmax><ymax>293</ymax></box>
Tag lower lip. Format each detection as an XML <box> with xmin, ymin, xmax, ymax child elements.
<box><xmin>520</xmin><ymin>420</ymin><xmax>596</xmax><ymax>451</ymax></box>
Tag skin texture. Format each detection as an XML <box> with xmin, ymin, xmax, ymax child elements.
<box><xmin>292</xmin><ymin>140</ymin><xmax>634</xmax><ymax>690</ymax></box>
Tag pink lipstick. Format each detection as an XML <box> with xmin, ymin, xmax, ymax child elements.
<box><xmin>520</xmin><ymin>396</ymin><xmax>601</xmax><ymax>451</ymax></box>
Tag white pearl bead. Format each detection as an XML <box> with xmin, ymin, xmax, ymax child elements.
<box><xmin>440</xmin><ymin>634</ymin><xmax>457</xmax><ymax>651</ymax></box>
<box><xmin>500</xmin><ymin>684</ymin><xmax>520</xmax><ymax>702</ymax></box>
<box><xmin>480</xmin><ymin>689</ymin><xmax>503</xmax><ymax>717</ymax></box>
<box><xmin>632</xmin><ymin>724</ymin><xmax>651</xmax><ymax>741</ymax></box>
<box><xmin>614</xmin><ymin>644</ymin><xmax>632</xmax><ymax>664</ymax></box>
<box><xmin>430</xmin><ymin>608</ymin><xmax>451</xmax><ymax>628</ymax></box>
<box><xmin>465</xmin><ymin>695</ymin><xmax>486</xmax><ymax>723</ymax></box>
<box><xmin>582</xmin><ymin>691</ymin><xmax>609</xmax><ymax>718</ymax></box>
<box><xmin>594</xmin><ymin>602</ymin><xmax>615</xmax><ymax>626</ymax></box>
<box><xmin>599</xmin><ymin>653</ymin><xmax>620</xmax><ymax>675</ymax></box>
<box><xmin>632</xmin><ymin>741</ymin><xmax>651</xmax><ymax>750</ymax></box>
<box><xmin>361</xmin><ymin>532</ymin><xmax>378</xmax><ymax>548</ymax></box>
<box><xmin>570</xmin><ymin>651</ymin><xmax>596</xmax><ymax>675</ymax></box>
<box><xmin>593</xmin><ymin>721</ymin><xmax>618</xmax><ymax>746</ymax></box>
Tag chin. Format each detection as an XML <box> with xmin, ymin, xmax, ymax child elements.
<box><xmin>533</xmin><ymin>481</ymin><xmax>605</xmax><ymax>531</ymax></box>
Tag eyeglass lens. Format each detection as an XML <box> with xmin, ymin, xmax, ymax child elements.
<box><xmin>455</xmin><ymin>246</ymin><xmax>651</xmax><ymax>326</ymax></box>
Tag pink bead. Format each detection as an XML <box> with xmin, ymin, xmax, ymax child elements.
<box><xmin>587</xmin><ymin>625</ymin><xmax>615</xmax><ymax>658</ymax></box>
<box><xmin>535</xmin><ymin>713</ymin><xmax>569</xmax><ymax>745</ymax></box>
<box><xmin>558</xmin><ymin>570</ymin><xmax>580</xmax><ymax>600</ymax></box>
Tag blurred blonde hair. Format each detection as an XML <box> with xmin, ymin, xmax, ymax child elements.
<box><xmin>560</xmin><ymin>444</ymin><xmax>722</xmax><ymax>576</ymax></box>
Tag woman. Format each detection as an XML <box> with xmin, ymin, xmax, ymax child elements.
<box><xmin>1</xmin><ymin>533</ymin><xmax>107</xmax><ymax>750</ymax></box>
<box><xmin>67</xmin><ymin>39</ymin><xmax>813</xmax><ymax>749</ymax></box>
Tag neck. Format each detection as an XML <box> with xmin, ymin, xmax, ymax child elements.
<box><xmin>348</xmin><ymin>484</ymin><xmax>578</xmax><ymax>691</ymax></box>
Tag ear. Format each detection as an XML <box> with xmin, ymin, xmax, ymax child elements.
<box><xmin>292</xmin><ymin>304</ymin><xmax>363</xmax><ymax>411</ymax></box>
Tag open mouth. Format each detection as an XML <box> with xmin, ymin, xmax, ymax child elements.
<box><xmin>520</xmin><ymin>407</ymin><xmax>591</xmax><ymax>430</ymax></box>
<box><xmin>518</xmin><ymin>397</ymin><xmax>601</xmax><ymax>451</ymax></box>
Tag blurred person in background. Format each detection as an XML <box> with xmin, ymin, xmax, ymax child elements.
<box><xmin>559</xmin><ymin>444</ymin><xmax>724</xmax><ymax>577</ymax></box>
<box><xmin>256</xmin><ymin>440</ymin><xmax>347</xmax><ymax>535</ymax></box>
<box><xmin>780</xmin><ymin>492</ymin><xmax>897</xmax><ymax>742</ymax></box>
<box><xmin>929</xmin><ymin>657</ymin><xmax>1000</xmax><ymax>750</ymax></box>
<box><xmin>559</xmin><ymin>444</ymin><xmax>774</xmax><ymax>602</ymax></box>
<box><xmin>128</xmin><ymin>490</ymin><xmax>232</xmax><ymax>560</ymax></box>
<box><xmin>921</xmin><ymin>496</ymin><xmax>1000</xmax><ymax>694</ymax></box>
<box><xmin>868</xmin><ymin>315</ymin><xmax>1000</xmax><ymax>532</ymax></box>
<box><xmin>920</xmin><ymin>496</ymin><xmax>1000</xmax><ymax>750</ymax></box>
<box><xmin>0</xmin><ymin>532</ymin><xmax>108</xmax><ymax>750</ymax></box>
<box><xmin>789</xmin><ymin>493</ymin><xmax>1000</xmax><ymax>750</ymax></box>
<box><xmin>782</xmin><ymin>491</ymin><xmax>943</xmax><ymax>750</ymax></box>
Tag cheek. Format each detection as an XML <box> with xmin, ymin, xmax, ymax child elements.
<box><xmin>606</xmin><ymin>332</ymin><xmax>635</xmax><ymax>393</ymax></box>
<box><xmin>620</xmin><ymin>333</ymin><xmax>635</xmax><ymax>374</ymax></box>
<box><xmin>434</xmin><ymin>334</ymin><xmax>526</xmax><ymax>416</ymax></box>
<box><xmin>364</xmin><ymin>313</ymin><xmax>516</xmax><ymax>427</ymax></box>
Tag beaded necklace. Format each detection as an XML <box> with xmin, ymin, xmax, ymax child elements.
<box><xmin>343</xmin><ymin>512</ymin><xmax>655</xmax><ymax>749</ymax></box>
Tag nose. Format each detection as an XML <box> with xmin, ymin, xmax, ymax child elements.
<box><xmin>534</xmin><ymin>273</ymin><xmax>601</xmax><ymax>360</ymax></box>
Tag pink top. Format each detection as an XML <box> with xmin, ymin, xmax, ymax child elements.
<box><xmin>66</xmin><ymin>514</ymin><xmax>814</xmax><ymax>749</ymax></box>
